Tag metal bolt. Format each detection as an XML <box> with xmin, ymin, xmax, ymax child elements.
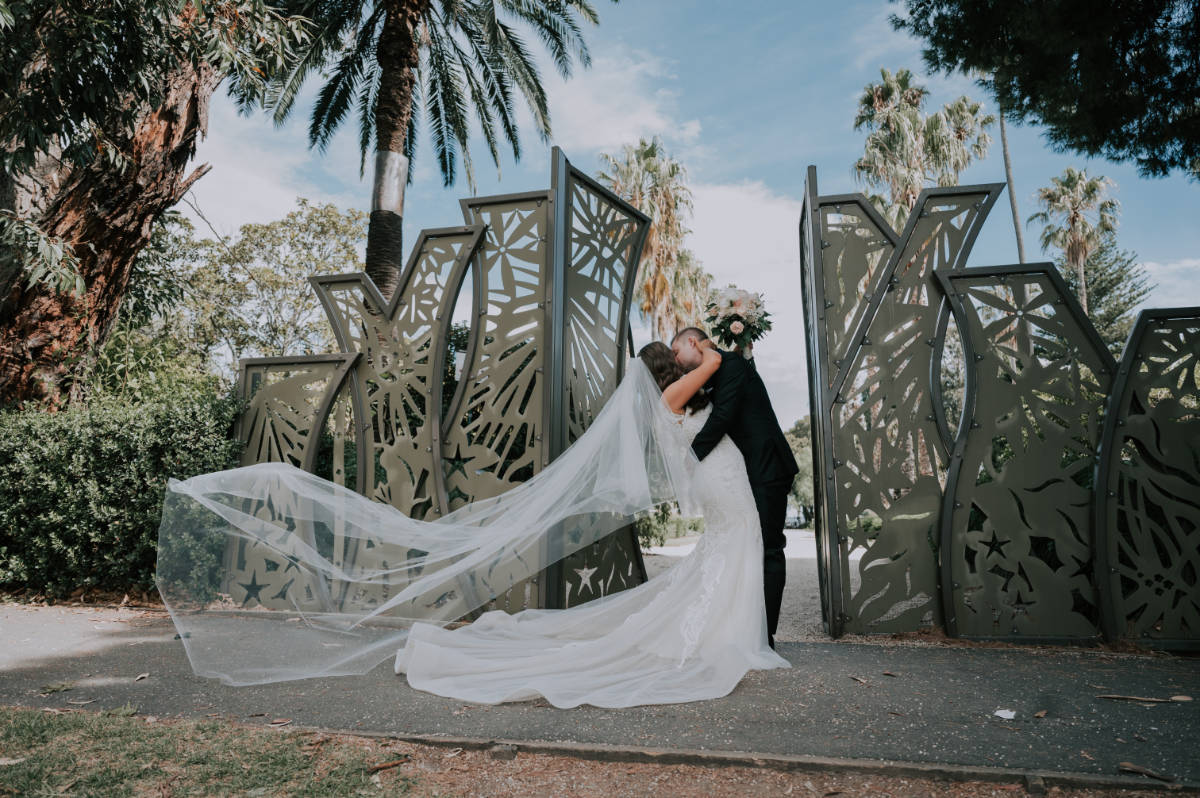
<box><xmin>821</xmin><ymin>240</ymin><xmax>831</xmax><ymax>249</ymax></box>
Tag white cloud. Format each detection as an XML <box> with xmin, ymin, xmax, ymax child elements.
<box><xmin>688</xmin><ymin>180</ymin><xmax>811</xmax><ymax>425</ymax></box>
<box><xmin>539</xmin><ymin>47</ymin><xmax>702</xmax><ymax>156</ymax></box>
<box><xmin>1141</xmin><ymin>258</ymin><xmax>1200</xmax><ymax>310</ymax></box>
<box><xmin>183</xmin><ymin>91</ymin><xmax>366</xmax><ymax>237</ymax></box>
<box><xmin>848</xmin><ymin>10</ymin><xmax>916</xmax><ymax>72</ymax></box>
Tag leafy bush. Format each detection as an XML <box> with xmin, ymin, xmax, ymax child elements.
<box><xmin>0</xmin><ymin>378</ymin><xmax>243</xmax><ymax>597</ymax></box>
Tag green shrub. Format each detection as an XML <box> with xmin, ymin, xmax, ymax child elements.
<box><xmin>0</xmin><ymin>379</ymin><xmax>243</xmax><ymax>597</ymax></box>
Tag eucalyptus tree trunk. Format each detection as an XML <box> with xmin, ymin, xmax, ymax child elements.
<box><xmin>365</xmin><ymin>0</ymin><xmax>429</xmax><ymax>301</ymax></box>
<box><xmin>0</xmin><ymin>62</ymin><xmax>219</xmax><ymax>409</ymax></box>
<box><xmin>999</xmin><ymin>115</ymin><xmax>1027</xmax><ymax>264</ymax></box>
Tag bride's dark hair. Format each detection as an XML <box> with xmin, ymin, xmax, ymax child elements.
<box><xmin>637</xmin><ymin>341</ymin><xmax>711</xmax><ymax>412</ymax></box>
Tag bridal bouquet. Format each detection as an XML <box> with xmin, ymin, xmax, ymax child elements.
<box><xmin>705</xmin><ymin>285</ymin><xmax>772</xmax><ymax>358</ymax></box>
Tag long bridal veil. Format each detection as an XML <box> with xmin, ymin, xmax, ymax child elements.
<box><xmin>155</xmin><ymin>359</ymin><xmax>707</xmax><ymax>686</ymax></box>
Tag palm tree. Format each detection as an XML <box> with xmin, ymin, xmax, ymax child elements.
<box><xmin>998</xmin><ymin>114</ymin><xmax>1027</xmax><ymax>263</ymax></box>
<box><xmin>1028</xmin><ymin>168</ymin><xmax>1119</xmax><ymax>316</ymax></box>
<box><xmin>852</xmin><ymin>68</ymin><xmax>995</xmax><ymax>228</ymax></box>
<box><xmin>597</xmin><ymin>137</ymin><xmax>707</xmax><ymax>342</ymax></box>
<box><xmin>263</xmin><ymin>0</ymin><xmax>611</xmax><ymax>299</ymax></box>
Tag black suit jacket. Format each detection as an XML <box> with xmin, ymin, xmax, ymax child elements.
<box><xmin>690</xmin><ymin>350</ymin><xmax>799</xmax><ymax>485</ymax></box>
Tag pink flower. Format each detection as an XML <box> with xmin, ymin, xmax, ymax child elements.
<box><xmin>730</xmin><ymin>320</ymin><xmax>745</xmax><ymax>334</ymax></box>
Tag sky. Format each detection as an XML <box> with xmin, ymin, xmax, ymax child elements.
<box><xmin>183</xmin><ymin>0</ymin><xmax>1200</xmax><ymax>427</ymax></box>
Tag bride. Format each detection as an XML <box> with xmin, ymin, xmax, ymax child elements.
<box><xmin>156</xmin><ymin>340</ymin><xmax>791</xmax><ymax>707</ymax></box>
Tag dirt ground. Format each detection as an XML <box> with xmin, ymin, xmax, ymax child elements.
<box><xmin>295</xmin><ymin>729</ymin><xmax>1178</xmax><ymax>797</ymax></box>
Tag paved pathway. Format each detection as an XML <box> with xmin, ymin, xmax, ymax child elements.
<box><xmin>2</xmin><ymin>602</ymin><xmax>1197</xmax><ymax>789</ymax></box>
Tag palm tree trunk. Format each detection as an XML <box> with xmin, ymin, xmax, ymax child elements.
<box><xmin>1072</xmin><ymin>252</ymin><xmax>1089</xmax><ymax>316</ymax></box>
<box><xmin>999</xmin><ymin>115</ymin><xmax>1026</xmax><ymax>264</ymax></box>
<box><xmin>0</xmin><ymin>62</ymin><xmax>220</xmax><ymax>409</ymax></box>
<box><xmin>367</xmin><ymin>0</ymin><xmax>429</xmax><ymax>301</ymax></box>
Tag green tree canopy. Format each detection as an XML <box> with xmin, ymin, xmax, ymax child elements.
<box><xmin>1056</xmin><ymin>233</ymin><xmax>1155</xmax><ymax>356</ymax></box>
<box><xmin>598</xmin><ymin>137</ymin><xmax>711</xmax><ymax>341</ymax></box>
<box><xmin>853</xmin><ymin>67</ymin><xmax>994</xmax><ymax>228</ymax></box>
<box><xmin>258</xmin><ymin>0</ymin><xmax>614</xmax><ymax>298</ymax></box>
<box><xmin>1028</xmin><ymin>167</ymin><xmax>1119</xmax><ymax>316</ymax></box>
<box><xmin>891</xmin><ymin>0</ymin><xmax>1200</xmax><ymax>180</ymax></box>
<box><xmin>0</xmin><ymin>0</ymin><xmax>308</xmax><ymax>178</ymax></box>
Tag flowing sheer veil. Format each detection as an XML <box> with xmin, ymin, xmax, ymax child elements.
<box><xmin>155</xmin><ymin>358</ymin><xmax>706</xmax><ymax>686</ymax></box>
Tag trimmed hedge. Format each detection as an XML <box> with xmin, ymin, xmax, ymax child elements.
<box><xmin>0</xmin><ymin>387</ymin><xmax>243</xmax><ymax>597</ymax></box>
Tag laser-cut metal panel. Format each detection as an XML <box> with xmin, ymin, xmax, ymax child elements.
<box><xmin>558</xmin><ymin>171</ymin><xmax>647</xmax><ymax>444</ymax></box>
<box><xmin>1095</xmin><ymin>309</ymin><xmax>1200</xmax><ymax>648</ymax></box>
<box><xmin>816</xmin><ymin>198</ymin><xmax>897</xmax><ymax>378</ymax></box>
<box><xmin>312</xmin><ymin>226</ymin><xmax>484</xmax><ymax>521</ymax></box>
<box><xmin>826</xmin><ymin>186</ymin><xmax>1002</xmax><ymax>635</ymax></box>
<box><xmin>230</xmin><ymin>150</ymin><xmax>649</xmax><ymax>617</ymax></box>
<box><xmin>235</xmin><ymin>354</ymin><xmax>359</xmax><ymax>471</ymax></box>
<box><xmin>229</xmin><ymin>354</ymin><xmax>359</xmax><ymax>612</ymax></box>
<box><xmin>551</xmin><ymin>159</ymin><xmax>652</xmax><ymax>608</ymax></box>
<box><xmin>941</xmin><ymin>267</ymin><xmax>1115</xmax><ymax>640</ymax></box>
<box><xmin>447</xmin><ymin>192</ymin><xmax>553</xmax><ymax>508</ymax></box>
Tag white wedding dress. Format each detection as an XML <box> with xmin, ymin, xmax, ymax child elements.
<box><xmin>157</xmin><ymin>361</ymin><xmax>790</xmax><ymax>705</ymax></box>
<box><xmin>394</xmin><ymin>402</ymin><xmax>792</xmax><ymax>708</ymax></box>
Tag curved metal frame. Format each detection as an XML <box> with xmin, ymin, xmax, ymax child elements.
<box><xmin>1093</xmin><ymin>307</ymin><xmax>1200</xmax><ymax>648</ymax></box>
<box><xmin>937</xmin><ymin>264</ymin><xmax>1116</xmax><ymax>642</ymax></box>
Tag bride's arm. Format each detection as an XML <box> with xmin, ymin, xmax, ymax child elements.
<box><xmin>662</xmin><ymin>345</ymin><xmax>721</xmax><ymax>413</ymax></box>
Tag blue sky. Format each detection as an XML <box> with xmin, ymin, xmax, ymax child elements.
<box><xmin>185</xmin><ymin>0</ymin><xmax>1200</xmax><ymax>426</ymax></box>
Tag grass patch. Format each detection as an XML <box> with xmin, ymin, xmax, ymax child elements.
<box><xmin>0</xmin><ymin>706</ymin><xmax>423</xmax><ymax>797</ymax></box>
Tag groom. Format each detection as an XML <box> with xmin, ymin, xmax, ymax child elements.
<box><xmin>672</xmin><ymin>328</ymin><xmax>799</xmax><ymax>649</ymax></box>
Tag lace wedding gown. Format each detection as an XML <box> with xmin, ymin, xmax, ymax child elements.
<box><xmin>394</xmin><ymin>402</ymin><xmax>792</xmax><ymax>708</ymax></box>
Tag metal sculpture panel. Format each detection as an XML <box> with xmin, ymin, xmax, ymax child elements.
<box><xmin>800</xmin><ymin>165</ymin><xmax>1200</xmax><ymax>649</ymax></box>
<box><xmin>236</xmin><ymin>354</ymin><xmax>358</xmax><ymax>471</ymax></box>
<box><xmin>940</xmin><ymin>268</ymin><xmax>1114</xmax><ymax>639</ymax></box>
<box><xmin>230</xmin><ymin>148</ymin><xmax>650</xmax><ymax>616</ymax></box>
<box><xmin>1095</xmin><ymin>310</ymin><xmax>1200</xmax><ymax>647</ymax></box>
<box><xmin>551</xmin><ymin>158</ymin><xmax>650</xmax><ymax>608</ymax></box>
<box><xmin>313</xmin><ymin>225</ymin><xmax>485</xmax><ymax>520</ymax></box>
<box><xmin>806</xmin><ymin>176</ymin><xmax>1003</xmax><ymax>635</ymax></box>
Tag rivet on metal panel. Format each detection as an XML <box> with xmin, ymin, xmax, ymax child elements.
<box><xmin>821</xmin><ymin>240</ymin><xmax>831</xmax><ymax>249</ymax></box>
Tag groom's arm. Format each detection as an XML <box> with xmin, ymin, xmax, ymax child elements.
<box><xmin>690</xmin><ymin>357</ymin><xmax>749</xmax><ymax>461</ymax></box>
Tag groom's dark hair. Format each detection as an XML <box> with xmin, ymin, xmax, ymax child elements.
<box><xmin>671</xmin><ymin>327</ymin><xmax>708</xmax><ymax>345</ymax></box>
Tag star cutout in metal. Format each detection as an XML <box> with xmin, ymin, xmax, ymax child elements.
<box><xmin>238</xmin><ymin>570</ymin><xmax>269</xmax><ymax>607</ymax></box>
<box><xmin>443</xmin><ymin>444</ymin><xmax>476</xmax><ymax>479</ymax></box>
<box><xmin>574</xmin><ymin>565</ymin><xmax>598</xmax><ymax>593</ymax></box>
<box><xmin>982</xmin><ymin>531</ymin><xmax>1011</xmax><ymax>558</ymax></box>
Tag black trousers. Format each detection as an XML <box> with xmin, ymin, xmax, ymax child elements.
<box><xmin>750</xmin><ymin>477</ymin><xmax>791</xmax><ymax>641</ymax></box>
